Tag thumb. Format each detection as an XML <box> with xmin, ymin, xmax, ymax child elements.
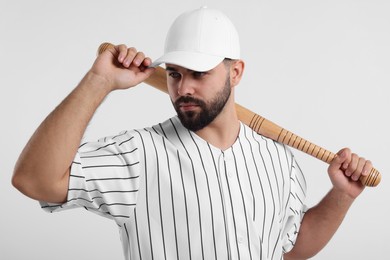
<box><xmin>136</xmin><ymin>66</ymin><xmax>156</xmax><ymax>83</ymax></box>
<box><xmin>143</xmin><ymin>66</ymin><xmax>156</xmax><ymax>78</ymax></box>
<box><xmin>329</xmin><ymin>148</ymin><xmax>351</xmax><ymax>173</ymax></box>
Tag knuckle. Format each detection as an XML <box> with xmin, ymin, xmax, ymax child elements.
<box><xmin>137</xmin><ymin>52</ymin><xmax>145</xmax><ymax>59</ymax></box>
<box><xmin>351</xmin><ymin>172</ymin><xmax>360</xmax><ymax>181</ymax></box>
<box><xmin>128</xmin><ymin>47</ymin><xmax>137</xmax><ymax>53</ymax></box>
<box><xmin>366</xmin><ymin>160</ymin><xmax>372</xmax><ymax>166</ymax></box>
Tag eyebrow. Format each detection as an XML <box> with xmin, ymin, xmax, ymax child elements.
<box><xmin>165</xmin><ymin>66</ymin><xmax>178</xmax><ymax>72</ymax></box>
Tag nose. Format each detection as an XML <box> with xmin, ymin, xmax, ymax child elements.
<box><xmin>177</xmin><ymin>76</ymin><xmax>196</xmax><ymax>96</ymax></box>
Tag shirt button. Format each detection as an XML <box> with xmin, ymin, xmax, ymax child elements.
<box><xmin>227</xmin><ymin>171</ymin><xmax>233</xmax><ymax>178</ymax></box>
<box><xmin>238</xmin><ymin>236</ymin><xmax>244</xmax><ymax>244</ymax></box>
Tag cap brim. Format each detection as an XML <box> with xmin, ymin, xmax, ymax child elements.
<box><xmin>151</xmin><ymin>51</ymin><xmax>224</xmax><ymax>72</ymax></box>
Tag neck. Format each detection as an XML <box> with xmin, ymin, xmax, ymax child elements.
<box><xmin>195</xmin><ymin>97</ymin><xmax>240</xmax><ymax>151</ymax></box>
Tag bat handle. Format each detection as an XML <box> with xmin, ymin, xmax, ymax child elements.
<box><xmin>278</xmin><ymin>128</ymin><xmax>381</xmax><ymax>187</ymax></box>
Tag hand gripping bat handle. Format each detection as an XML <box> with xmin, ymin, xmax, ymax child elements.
<box><xmin>97</xmin><ymin>42</ymin><xmax>381</xmax><ymax>187</ymax></box>
<box><xmin>235</xmin><ymin>104</ymin><xmax>381</xmax><ymax>187</ymax></box>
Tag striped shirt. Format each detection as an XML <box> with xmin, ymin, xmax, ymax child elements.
<box><xmin>41</xmin><ymin>116</ymin><xmax>307</xmax><ymax>260</ymax></box>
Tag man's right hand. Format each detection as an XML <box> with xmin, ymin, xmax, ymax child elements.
<box><xmin>90</xmin><ymin>44</ymin><xmax>156</xmax><ymax>92</ymax></box>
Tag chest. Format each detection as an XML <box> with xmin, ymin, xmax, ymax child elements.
<box><xmin>120</xmin><ymin>128</ymin><xmax>294</xmax><ymax>259</ymax></box>
<box><xmin>136</xmin><ymin>133</ymin><xmax>292</xmax><ymax>234</ymax></box>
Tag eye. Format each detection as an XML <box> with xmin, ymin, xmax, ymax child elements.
<box><xmin>168</xmin><ymin>71</ymin><xmax>181</xmax><ymax>79</ymax></box>
<box><xmin>193</xmin><ymin>71</ymin><xmax>207</xmax><ymax>78</ymax></box>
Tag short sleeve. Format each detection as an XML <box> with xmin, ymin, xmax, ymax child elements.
<box><xmin>40</xmin><ymin>131</ymin><xmax>142</xmax><ymax>221</ymax></box>
<box><xmin>281</xmin><ymin>155</ymin><xmax>308</xmax><ymax>253</ymax></box>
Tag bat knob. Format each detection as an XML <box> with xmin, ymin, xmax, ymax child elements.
<box><xmin>97</xmin><ymin>42</ymin><xmax>115</xmax><ymax>55</ymax></box>
<box><xmin>360</xmin><ymin>168</ymin><xmax>381</xmax><ymax>187</ymax></box>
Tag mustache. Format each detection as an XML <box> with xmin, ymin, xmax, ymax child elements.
<box><xmin>174</xmin><ymin>96</ymin><xmax>205</xmax><ymax>107</ymax></box>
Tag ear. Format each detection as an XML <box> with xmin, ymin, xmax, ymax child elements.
<box><xmin>229</xmin><ymin>60</ymin><xmax>245</xmax><ymax>87</ymax></box>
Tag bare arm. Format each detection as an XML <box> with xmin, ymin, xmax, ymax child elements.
<box><xmin>12</xmin><ymin>45</ymin><xmax>155</xmax><ymax>203</ymax></box>
<box><xmin>284</xmin><ymin>148</ymin><xmax>372</xmax><ymax>260</ymax></box>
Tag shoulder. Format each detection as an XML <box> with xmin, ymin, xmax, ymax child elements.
<box><xmin>128</xmin><ymin>116</ymin><xmax>183</xmax><ymax>140</ymax></box>
<box><xmin>239</xmin><ymin>122</ymin><xmax>296</xmax><ymax>162</ymax></box>
<box><xmin>240</xmin><ymin>122</ymin><xmax>290</xmax><ymax>148</ymax></box>
<box><xmin>111</xmin><ymin>116</ymin><xmax>187</xmax><ymax>151</ymax></box>
<box><xmin>76</xmin><ymin>117</ymin><xmax>179</xmax><ymax>156</ymax></box>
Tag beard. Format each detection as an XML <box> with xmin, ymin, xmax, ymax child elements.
<box><xmin>172</xmin><ymin>77</ymin><xmax>231</xmax><ymax>132</ymax></box>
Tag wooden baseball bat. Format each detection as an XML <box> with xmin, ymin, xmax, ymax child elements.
<box><xmin>97</xmin><ymin>42</ymin><xmax>381</xmax><ymax>187</ymax></box>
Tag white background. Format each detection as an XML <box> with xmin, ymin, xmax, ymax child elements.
<box><xmin>1</xmin><ymin>0</ymin><xmax>389</xmax><ymax>259</ymax></box>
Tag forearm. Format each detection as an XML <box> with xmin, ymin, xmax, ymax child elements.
<box><xmin>12</xmin><ymin>72</ymin><xmax>110</xmax><ymax>202</ymax></box>
<box><xmin>13</xmin><ymin>45</ymin><xmax>155</xmax><ymax>203</ymax></box>
<box><xmin>285</xmin><ymin>188</ymin><xmax>355</xmax><ymax>260</ymax></box>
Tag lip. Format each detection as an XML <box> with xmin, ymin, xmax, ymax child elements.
<box><xmin>179</xmin><ymin>103</ymin><xmax>199</xmax><ymax>111</ymax></box>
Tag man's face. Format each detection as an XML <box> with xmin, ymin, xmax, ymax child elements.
<box><xmin>166</xmin><ymin>62</ymin><xmax>232</xmax><ymax>132</ymax></box>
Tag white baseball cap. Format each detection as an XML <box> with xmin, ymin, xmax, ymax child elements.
<box><xmin>151</xmin><ymin>6</ymin><xmax>240</xmax><ymax>72</ymax></box>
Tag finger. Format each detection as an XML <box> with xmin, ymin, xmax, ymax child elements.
<box><xmin>131</xmin><ymin>51</ymin><xmax>146</xmax><ymax>67</ymax></box>
<box><xmin>142</xmin><ymin>57</ymin><xmax>153</xmax><ymax>67</ymax></box>
<box><xmin>341</xmin><ymin>148</ymin><xmax>352</xmax><ymax>171</ymax></box>
<box><xmin>122</xmin><ymin>47</ymin><xmax>138</xmax><ymax>68</ymax></box>
<box><xmin>361</xmin><ymin>160</ymin><xmax>372</xmax><ymax>177</ymax></box>
<box><xmin>328</xmin><ymin>148</ymin><xmax>350</xmax><ymax>173</ymax></box>
<box><xmin>138</xmin><ymin>57</ymin><xmax>153</xmax><ymax>71</ymax></box>
<box><xmin>350</xmin><ymin>156</ymin><xmax>366</xmax><ymax>181</ymax></box>
<box><xmin>328</xmin><ymin>149</ymin><xmax>348</xmax><ymax>175</ymax></box>
<box><xmin>345</xmin><ymin>153</ymin><xmax>359</xmax><ymax>177</ymax></box>
<box><xmin>117</xmin><ymin>44</ymin><xmax>128</xmax><ymax>63</ymax></box>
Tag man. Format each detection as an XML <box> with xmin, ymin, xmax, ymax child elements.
<box><xmin>12</xmin><ymin>6</ymin><xmax>372</xmax><ymax>260</ymax></box>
